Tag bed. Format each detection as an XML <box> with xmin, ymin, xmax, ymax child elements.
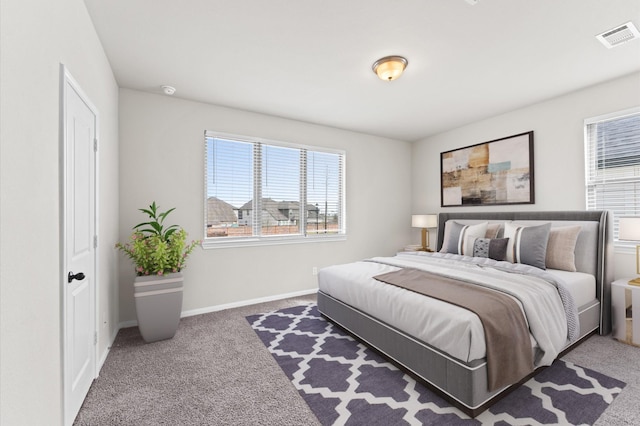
<box><xmin>317</xmin><ymin>211</ymin><xmax>613</xmax><ymax>417</ymax></box>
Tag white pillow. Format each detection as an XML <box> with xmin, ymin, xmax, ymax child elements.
<box><xmin>439</xmin><ymin>221</ymin><xmax>488</xmax><ymax>255</ymax></box>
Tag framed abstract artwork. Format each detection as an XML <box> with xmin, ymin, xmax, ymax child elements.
<box><xmin>440</xmin><ymin>131</ymin><xmax>534</xmax><ymax>207</ymax></box>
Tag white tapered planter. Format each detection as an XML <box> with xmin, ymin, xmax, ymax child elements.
<box><xmin>134</xmin><ymin>272</ymin><xmax>183</xmax><ymax>343</ymax></box>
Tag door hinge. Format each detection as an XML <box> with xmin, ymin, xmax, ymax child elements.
<box><xmin>94</xmin><ymin>235</ymin><xmax>98</xmax><ymax>248</ymax></box>
<box><xmin>94</xmin><ymin>332</ymin><xmax>98</xmax><ymax>345</ymax></box>
<box><xmin>94</xmin><ymin>138</ymin><xmax>98</xmax><ymax>152</ymax></box>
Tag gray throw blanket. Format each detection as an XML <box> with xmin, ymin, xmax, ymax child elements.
<box><xmin>374</xmin><ymin>268</ymin><xmax>533</xmax><ymax>391</ymax></box>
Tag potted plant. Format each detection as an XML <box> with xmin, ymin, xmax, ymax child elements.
<box><xmin>116</xmin><ymin>202</ymin><xmax>199</xmax><ymax>342</ymax></box>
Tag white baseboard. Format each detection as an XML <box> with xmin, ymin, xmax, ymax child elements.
<box><xmin>181</xmin><ymin>288</ymin><xmax>317</xmax><ymax>318</ymax></box>
<box><xmin>95</xmin><ymin>325</ymin><xmax>125</xmax><ymax>378</ymax></box>
<box><xmin>116</xmin><ymin>288</ymin><xmax>317</xmax><ymax>329</ymax></box>
<box><xmin>118</xmin><ymin>319</ymin><xmax>138</xmax><ymax>329</ymax></box>
<box><xmin>97</xmin><ymin>327</ymin><xmax>119</xmax><ymax>372</ymax></box>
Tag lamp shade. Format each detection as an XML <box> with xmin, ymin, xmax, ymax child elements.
<box><xmin>619</xmin><ymin>217</ymin><xmax>640</xmax><ymax>241</ymax></box>
<box><xmin>372</xmin><ymin>56</ymin><xmax>408</xmax><ymax>81</ymax></box>
<box><xmin>412</xmin><ymin>214</ymin><xmax>438</xmax><ymax>229</ymax></box>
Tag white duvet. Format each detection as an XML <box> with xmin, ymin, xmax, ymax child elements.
<box><xmin>317</xmin><ymin>251</ymin><xmax>579</xmax><ymax>366</ymax></box>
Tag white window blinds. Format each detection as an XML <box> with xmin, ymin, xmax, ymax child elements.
<box><xmin>259</xmin><ymin>144</ymin><xmax>302</xmax><ymax>236</ymax></box>
<box><xmin>306</xmin><ymin>150</ymin><xmax>344</xmax><ymax>235</ymax></box>
<box><xmin>204</xmin><ymin>131</ymin><xmax>346</xmax><ymax>246</ymax></box>
<box><xmin>585</xmin><ymin>107</ymin><xmax>640</xmax><ymax>242</ymax></box>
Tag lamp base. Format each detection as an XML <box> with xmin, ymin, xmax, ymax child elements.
<box><xmin>628</xmin><ymin>277</ymin><xmax>640</xmax><ymax>287</ymax></box>
<box><xmin>419</xmin><ymin>228</ymin><xmax>433</xmax><ymax>253</ymax></box>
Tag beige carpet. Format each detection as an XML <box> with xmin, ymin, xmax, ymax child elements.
<box><xmin>75</xmin><ymin>294</ymin><xmax>640</xmax><ymax>425</ymax></box>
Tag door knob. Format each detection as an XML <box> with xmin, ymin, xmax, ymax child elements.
<box><xmin>68</xmin><ymin>271</ymin><xmax>86</xmax><ymax>283</ymax></box>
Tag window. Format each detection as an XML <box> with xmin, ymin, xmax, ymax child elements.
<box><xmin>204</xmin><ymin>131</ymin><xmax>345</xmax><ymax>247</ymax></box>
<box><xmin>585</xmin><ymin>107</ymin><xmax>640</xmax><ymax>244</ymax></box>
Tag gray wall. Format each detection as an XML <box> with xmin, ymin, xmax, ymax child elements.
<box><xmin>0</xmin><ymin>0</ymin><xmax>120</xmax><ymax>423</ymax></box>
<box><xmin>118</xmin><ymin>89</ymin><xmax>412</xmax><ymax>323</ymax></box>
<box><xmin>411</xmin><ymin>72</ymin><xmax>640</xmax><ymax>279</ymax></box>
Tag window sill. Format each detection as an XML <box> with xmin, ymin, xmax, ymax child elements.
<box><xmin>202</xmin><ymin>233</ymin><xmax>347</xmax><ymax>249</ymax></box>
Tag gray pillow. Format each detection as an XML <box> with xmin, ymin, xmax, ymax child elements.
<box><xmin>465</xmin><ymin>237</ymin><xmax>509</xmax><ymax>261</ymax></box>
<box><xmin>504</xmin><ymin>222</ymin><xmax>552</xmax><ymax>270</ymax></box>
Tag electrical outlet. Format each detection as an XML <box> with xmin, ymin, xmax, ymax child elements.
<box><xmin>312</xmin><ymin>267</ymin><xmax>318</xmax><ymax>276</ymax></box>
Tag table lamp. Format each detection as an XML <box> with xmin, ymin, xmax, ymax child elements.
<box><xmin>412</xmin><ymin>214</ymin><xmax>438</xmax><ymax>252</ymax></box>
<box><xmin>619</xmin><ymin>216</ymin><xmax>640</xmax><ymax>286</ymax></box>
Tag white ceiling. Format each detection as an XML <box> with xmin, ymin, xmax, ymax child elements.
<box><xmin>84</xmin><ymin>0</ymin><xmax>640</xmax><ymax>142</ymax></box>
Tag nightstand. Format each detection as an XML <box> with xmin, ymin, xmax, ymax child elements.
<box><xmin>612</xmin><ymin>278</ymin><xmax>640</xmax><ymax>346</ymax></box>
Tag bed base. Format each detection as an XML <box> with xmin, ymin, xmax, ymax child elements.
<box><xmin>318</xmin><ymin>290</ymin><xmax>600</xmax><ymax>418</ymax></box>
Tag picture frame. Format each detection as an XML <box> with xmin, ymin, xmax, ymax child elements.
<box><xmin>440</xmin><ymin>131</ymin><xmax>534</xmax><ymax>207</ymax></box>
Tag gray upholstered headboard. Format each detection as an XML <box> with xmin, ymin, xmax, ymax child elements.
<box><xmin>436</xmin><ymin>211</ymin><xmax>613</xmax><ymax>334</ymax></box>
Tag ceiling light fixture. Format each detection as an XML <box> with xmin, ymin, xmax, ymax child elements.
<box><xmin>372</xmin><ymin>56</ymin><xmax>408</xmax><ymax>81</ymax></box>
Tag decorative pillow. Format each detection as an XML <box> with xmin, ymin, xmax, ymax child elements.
<box><xmin>485</xmin><ymin>223</ymin><xmax>502</xmax><ymax>239</ymax></box>
<box><xmin>545</xmin><ymin>226</ymin><xmax>581</xmax><ymax>272</ymax></box>
<box><xmin>504</xmin><ymin>222</ymin><xmax>552</xmax><ymax>269</ymax></box>
<box><xmin>439</xmin><ymin>221</ymin><xmax>488</xmax><ymax>254</ymax></box>
<box><xmin>464</xmin><ymin>237</ymin><xmax>509</xmax><ymax>261</ymax></box>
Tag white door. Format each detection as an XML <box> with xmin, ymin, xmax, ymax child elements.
<box><xmin>62</xmin><ymin>66</ymin><xmax>97</xmax><ymax>426</ymax></box>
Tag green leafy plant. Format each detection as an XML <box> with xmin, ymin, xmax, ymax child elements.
<box><xmin>116</xmin><ymin>202</ymin><xmax>199</xmax><ymax>276</ymax></box>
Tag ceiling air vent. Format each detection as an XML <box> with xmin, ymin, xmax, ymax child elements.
<box><xmin>596</xmin><ymin>21</ymin><xmax>640</xmax><ymax>48</ymax></box>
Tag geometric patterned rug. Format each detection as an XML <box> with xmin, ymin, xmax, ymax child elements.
<box><xmin>247</xmin><ymin>303</ymin><xmax>625</xmax><ymax>426</ymax></box>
